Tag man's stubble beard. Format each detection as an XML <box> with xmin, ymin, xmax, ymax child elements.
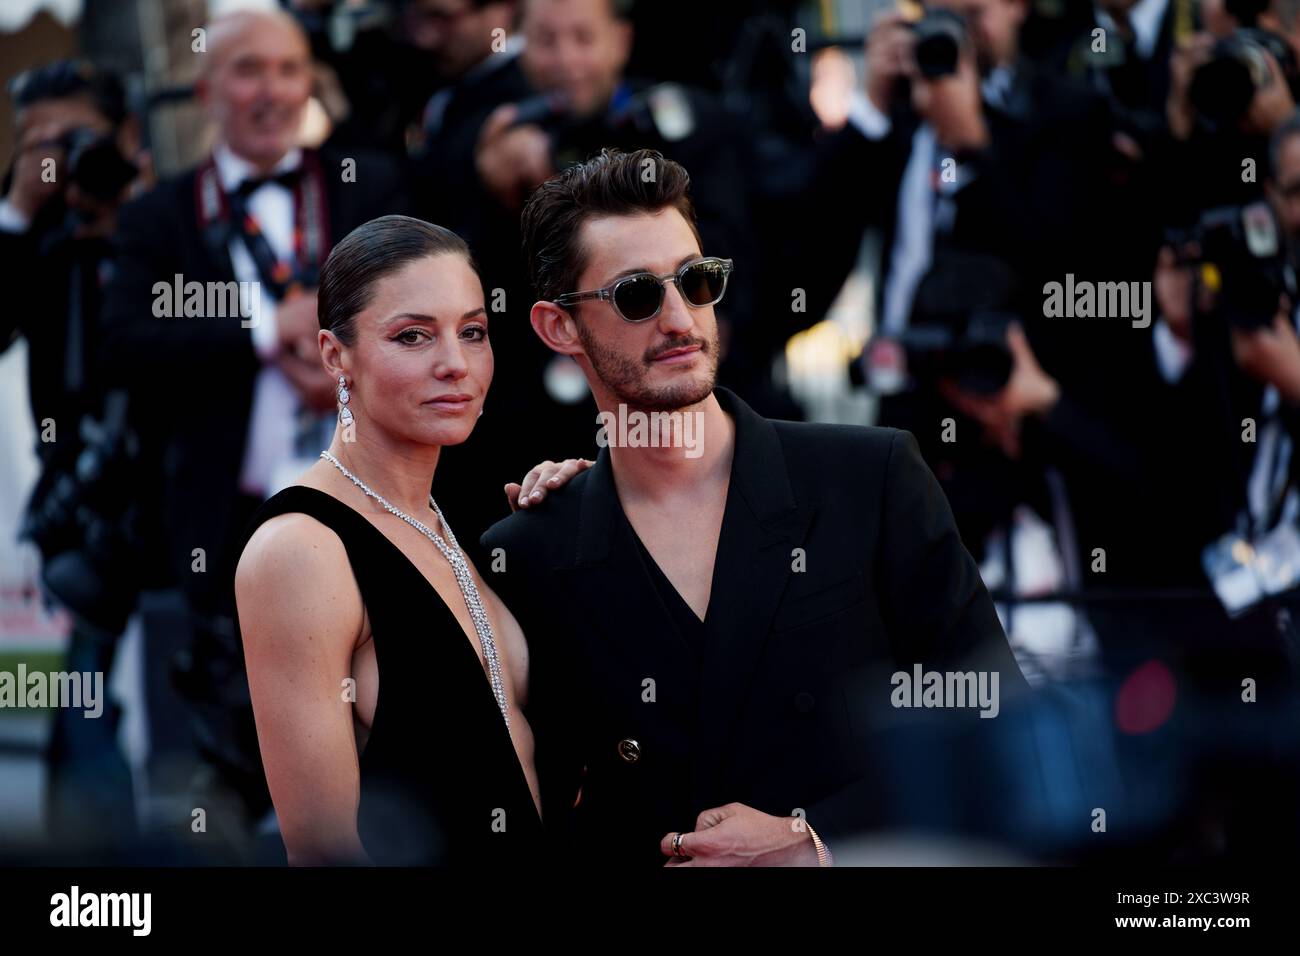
<box><xmin>574</xmin><ymin>317</ymin><xmax>718</xmax><ymax>413</ymax></box>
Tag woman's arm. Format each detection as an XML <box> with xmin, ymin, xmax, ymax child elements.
<box><xmin>235</xmin><ymin>513</ymin><xmax>369</xmax><ymax>865</ymax></box>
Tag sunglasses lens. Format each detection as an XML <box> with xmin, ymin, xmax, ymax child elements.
<box><xmin>680</xmin><ymin>260</ymin><xmax>728</xmax><ymax>306</ymax></box>
<box><xmin>614</xmin><ymin>274</ymin><xmax>665</xmax><ymax>321</ymax></box>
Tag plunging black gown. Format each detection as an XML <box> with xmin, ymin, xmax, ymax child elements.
<box><xmin>233</xmin><ymin>485</ymin><xmax>545</xmax><ymax>866</ymax></box>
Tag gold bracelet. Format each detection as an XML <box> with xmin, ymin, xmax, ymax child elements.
<box><xmin>806</xmin><ymin>822</ymin><xmax>833</xmax><ymax>867</ymax></box>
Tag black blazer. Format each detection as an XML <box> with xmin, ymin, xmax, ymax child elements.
<box><xmin>482</xmin><ymin>387</ymin><xmax>1027</xmax><ymax>866</ymax></box>
<box><xmin>99</xmin><ymin>147</ymin><xmax>409</xmax><ymax>608</ymax></box>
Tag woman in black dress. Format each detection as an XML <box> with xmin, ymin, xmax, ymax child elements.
<box><xmin>233</xmin><ymin>215</ymin><xmax>585</xmax><ymax>865</ymax></box>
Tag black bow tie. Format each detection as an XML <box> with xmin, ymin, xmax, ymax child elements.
<box><xmin>235</xmin><ymin>167</ymin><xmax>302</xmax><ymax>197</ymax></box>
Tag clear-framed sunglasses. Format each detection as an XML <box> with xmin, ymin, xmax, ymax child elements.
<box><xmin>555</xmin><ymin>256</ymin><xmax>734</xmax><ymax>323</ymax></box>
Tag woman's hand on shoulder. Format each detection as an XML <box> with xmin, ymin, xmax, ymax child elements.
<box><xmin>505</xmin><ymin>458</ymin><xmax>593</xmax><ymax>512</ymax></box>
<box><xmin>234</xmin><ymin>512</ymin><xmax>370</xmax><ymax>865</ymax></box>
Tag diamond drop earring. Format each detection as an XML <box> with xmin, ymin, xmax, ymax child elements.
<box><xmin>337</xmin><ymin>375</ymin><xmax>354</xmax><ymax>429</ymax></box>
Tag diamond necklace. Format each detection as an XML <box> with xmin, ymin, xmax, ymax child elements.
<box><xmin>320</xmin><ymin>450</ymin><xmax>511</xmax><ymax>734</ymax></box>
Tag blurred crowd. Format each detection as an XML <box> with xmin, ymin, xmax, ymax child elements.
<box><xmin>3</xmin><ymin>0</ymin><xmax>1300</xmax><ymax>862</ymax></box>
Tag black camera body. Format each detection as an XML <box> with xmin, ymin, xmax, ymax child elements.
<box><xmin>1188</xmin><ymin>29</ymin><xmax>1300</xmax><ymax>132</ymax></box>
<box><xmin>55</xmin><ymin>127</ymin><xmax>137</xmax><ymax>204</ymax></box>
<box><xmin>912</xmin><ymin>8</ymin><xmax>967</xmax><ymax>79</ymax></box>
<box><xmin>1167</xmin><ymin>200</ymin><xmax>1289</xmax><ymax>330</ymax></box>
<box><xmin>861</xmin><ymin>310</ymin><xmax>1015</xmax><ymax>397</ymax></box>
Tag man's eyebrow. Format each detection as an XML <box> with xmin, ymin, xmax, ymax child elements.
<box><xmin>605</xmin><ymin>254</ymin><xmax>702</xmax><ymax>283</ymax></box>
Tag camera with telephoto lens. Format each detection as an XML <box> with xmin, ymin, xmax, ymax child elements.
<box><xmin>1165</xmin><ymin>200</ymin><xmax>1288</xmax><ymax>331</ymax></box>
<box><xmin>51</xmin><ymin>127</ymin><xmax>137</xmax><ymax>204</ymax></box>
<box><xmin>1188</xmin><ymin>29</ymin><xmax>1300</xmax><ymax>132</ymax></box>
<box><xmin>912</xmin><ymin>8</ymin><xmax>967</xmax><ymax>79</ymax></box>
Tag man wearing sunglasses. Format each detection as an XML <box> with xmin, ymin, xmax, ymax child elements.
<box><xmin>483</xmin><ymin>147</ymin><xmax>1028</xmax><ymax>866</ymax></box>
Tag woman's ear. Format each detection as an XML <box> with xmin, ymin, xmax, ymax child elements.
<box><xmin>530</xmin><ymin>300</ymin><xmax>585</xmax><ymax>358</ymax></box>
<box><xmin>319</xmin><ymin>328</ymin><xmax>346</xmax><ymax>379</ymax></box>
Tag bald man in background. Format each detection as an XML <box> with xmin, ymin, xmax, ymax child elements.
<box><xmin>100</xmin><ymin>9</ymin><xmax>409</xmax><ymax>856</ymax></box>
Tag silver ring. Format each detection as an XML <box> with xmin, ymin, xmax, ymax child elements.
<box><xmin>672</xmin><ymin>832</ymin><xmax>686</xmax><ymax>857</ymax></box>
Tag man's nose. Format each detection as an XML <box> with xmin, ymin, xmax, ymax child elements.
<box><xmin>655</xmin><ymin>281</ymin><xmax>695</xmax><ymax>335</ymax></box>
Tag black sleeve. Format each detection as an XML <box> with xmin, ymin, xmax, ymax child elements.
<box><xmin>877</xmin><ymin>428</ymin><xmax>1026</xmax><ymax>679</ymax></box>
<box><xmin>804</xmin><ymin>429</ymin><xmax>1030</xmax><ymax>846</ymax></box>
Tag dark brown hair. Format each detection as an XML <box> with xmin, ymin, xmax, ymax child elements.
<box><xmin>319</xmin><ymin>215</ymin><xmax>475</xmax><ymax>345</ymax></box>
<box><xmin>519</xmin><ymin>148</ymin><xmax>700</xmax><ymax>305</ymax></box>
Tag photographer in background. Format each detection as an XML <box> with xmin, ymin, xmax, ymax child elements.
<box><xmin>408</xmin><ymin>0</ymin><xmax>526</xmax><ymax>258</ymax></box>
<box><xmin>1148</xmin><ymin>114</ymin><xmax>1300</xmax><ymax>685</ymax></box>
<box><xmin>1</xmin><ymin>59</ymin><xmax>147</xmax><ymax>442</ymax></box>
<box><xmin>470</xmin><ymin>0</ymin><xmax>753</xmax><ymax>317</ymax></box>
<box><xmin>0</xmin><ymin>58</ymin><xmax>152</xmax><ymax>853</ymax></box>
<box><xmin>797</xmin><ymin>0</ymin><xmax>1177</xmax><ymax>678</ymax></box>
<box><xmin>286</xmin><ymin>0</ymin><xmax>498</xmax><ymax>155</ymax></box>
<box><xmin>1155</xmin><ymin>19</ymin><xmax>1298</xmax><ymax>230</ymax></box>
<box><xmin>793</xmin><ymin>0</ymin><xmax>1134</xmax><ymax>328</ymax></box>
<box><xmin>1048</xmin><ymin>0</ymin><xmax>1196</xmax><ymax>141</ymax></box>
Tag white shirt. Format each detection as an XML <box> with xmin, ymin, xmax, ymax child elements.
<box><xmin>0</xmin><ymin>197</ymin><xmax>31</xmax><ymax>234</ymax></box>
<box><xmin>847</xmin><ymin>72</ymin><xmax>1007</xmax><ymax>334</ymax></box>
<box><xmin>212</xmin><ymin>142</ymin><xmax>326</xmax><ymax>498</ymax></box>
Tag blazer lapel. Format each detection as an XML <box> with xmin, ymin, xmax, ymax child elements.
<box><xmin>692</xmin><ymin>388</ymin><xmax>815</xmax><ymax>809</ymax></box>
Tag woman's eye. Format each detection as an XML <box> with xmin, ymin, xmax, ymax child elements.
<box><xmin>395</xmin><ymin>329</ymin><xmax>428</xmax><ymax>344</ymax></box>
<box><xmin>462</xmin><ymin>326</ymin><xmax>487</xmax><ymax>342</ymax></box>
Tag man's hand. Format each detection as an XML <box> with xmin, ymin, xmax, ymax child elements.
<box><xmin>864</xmin><ymin>12</ymin><xmax>912</xmax><ymax>114</ymax></box>
<box><xmin>1245</xmin><ymin>47</ymin><xmax>1296</xmax><ymax>136</ymax></box>
<box><xmin>939</xmin><ymin>323</ymin><xmax>1060</xmax><ymax>459</ymax></box>
<box><xmin>476</xmin><ymin>104</ymin><xmax>554</xmax><ymax>210</ymax></box>
<box><xmin>5</xmin><ymin>122</ymin><xmax>67</xmax><ymax>222</ymax></box>
<box><xmin>506</xmin><ymin>458</ymin><xmax>594</xmax><ymax>511</ymax></box>
<box><xmin>910</xmin><ymin>47</ymin><xmax>988</xmax><ymax>152</ymax></box>
<box><xmin>272</xmin><ymin>289</ymin><xmax>334</xmax><ymax>410</ymax></box>
<box><xmin>1231</xmin><ymin>304</ymin><xmax>1300</xmax><ymax>405</ymax></box>
<box><xmin>660</xmin><ymin>803</ymin><xmax>821</xmax><ymax>867</ymax></box>
<box><xmin>275</xmin><ymin>289</ymin><xmax>321</xmax><ymax>360</ymax></box>
<box><xmin>1166</xmin><ymin>32</ymin><xmax>1214</xmax><ymax>141</ymax></box>
<box><xmin>277</xmin><ymin>350</ymin><xmax>336</xmax><ymax>412</ymax></box>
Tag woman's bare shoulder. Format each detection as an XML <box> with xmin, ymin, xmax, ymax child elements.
<box><xmin>237</xmin><ymin>511</ymin><xmax>348</xmax><ymax>581</ymax></box>
<box><xmin>235</xmin><ymin>511</ymin><xmax>362</xmax><ymax>644</ymax></box>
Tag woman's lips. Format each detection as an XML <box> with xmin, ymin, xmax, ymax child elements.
<box><xmin>423</xmin><ymin>394</ymin><xmax>474</xmax><ymax>410</ymax></box>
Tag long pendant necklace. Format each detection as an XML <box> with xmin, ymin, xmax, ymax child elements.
<box><xmin>320</xmin><ymin>451</ymin><xmax>511</xmax><ymax>734</ymax></box>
